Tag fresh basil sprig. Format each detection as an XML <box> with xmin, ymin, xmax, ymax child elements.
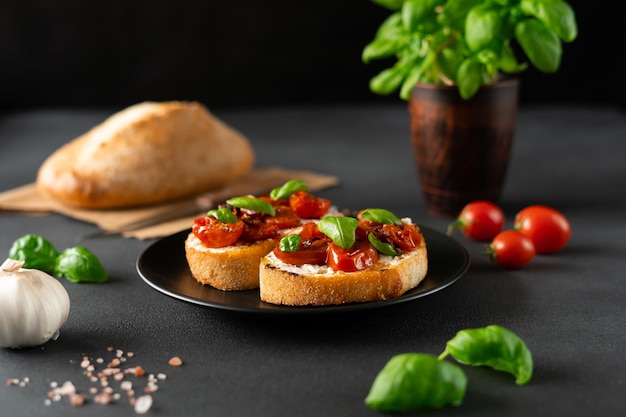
<box><xmin>226</xmin><ymin>196</ymin><xmax>276</xmax><ymax>216</ymax></box>
<box><xmin>365</xmin><ymin>353</ymin><xmax>467</xmax><ymax>412</ymax></box>
<box><xmin>439</xmin><ymin>325</ymin><xmax>533</xmax><ymax>385</ymax></box>
<box><xmin>207</xmin><ymin>207</ymin><xmax>238</xmax><ymax>224</ymax></box>
<box><xmin>363</xmin><ymin>0</ymin><xmax>578</xmax><ymax>100</ymax></box>
<box><xmin>8</xmin><ymin>234</ymin><xmax>59</xmax><ymax>273</ymax></box>
<box><xmin>318</xmin><ymin>216</ymin><xmax>358</xmax><ymax>249</ymax></box>
<box><xmin>367</xmin><ymin>233</ymin><xmax>398</xmax><ymax>256</ymax></box>
<box><xmin>279</xmin><ymin>234</ymin><xmax>302</xmax><ymax>252</ymax></box>
<box><xmin>365</xmin><ymin>325</ymin><xmax>533</xmax><ymax>412</ymax></box>
<box><xmin>55</xmin><ymin>246</ymin><xmax>108</xmax><ymax>284</ymax></box>
<box><xmin>360</xmin><ymin>208</ymin><xmax>402</xmax><ymax>225</ymax></box>
<box><xmin>270</xmin><ymin>179</ymin><xmax>308</xmax><ymax>201</ymax></box>
<box><xmin>8</xmin><ymin>234</ymin><xmax>108</xmax><ymax>284</ymax></box>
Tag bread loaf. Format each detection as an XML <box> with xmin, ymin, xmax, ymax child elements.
<box><xmin>36</xmin><ymin>101</ymin><xmax>254</xmax><ymax>209</ymax></box>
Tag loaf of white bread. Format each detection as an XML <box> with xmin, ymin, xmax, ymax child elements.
<box><xmin>36</xmin><ymin>101</ymin><xmax>254</xmax><ymax>209</ymax></box>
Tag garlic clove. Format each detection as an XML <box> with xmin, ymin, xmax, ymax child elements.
<box><xmin>0</xmin><ymin>258</ymin><xmax>71</xmax><ymax>349</ymax></box>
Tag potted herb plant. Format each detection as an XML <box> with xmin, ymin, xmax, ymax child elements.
<box><xmin>363</xmin><ymin>0</ymin><xmax>577</xmax><ymax>217</ymax></box>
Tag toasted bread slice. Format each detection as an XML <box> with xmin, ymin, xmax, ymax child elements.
<box><xmin>259</xmin><ymin>239</ymin><xmax>428</xmax><ymax>306</ymax></box>
<box><xmin>184</xmin><ymin>232</ymin><xmax>277</xmax><ymax>291</ymax></box>
<box><xmin>37</xmin><ymin>101</ymin><xmax>254</xmax><ymax>209</ymax></box>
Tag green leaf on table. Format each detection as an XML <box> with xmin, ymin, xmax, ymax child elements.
<box><xmin>365</xmin><ymin>353</ymin><xmax>467</xmax><ymax>411</ymax></box>
<box><xmin>8</xmin><ymin>234</ymin><xmax>59</xmax><ymax>273</ymax></box>
<box><xmin>440</xmin><ymin>324</ymin><xmax>533</xmax><ymax>385</ymax></box>
<box><xmin>55</xmin><ymin>246</ymin><xmax>108</xmax><ymax>283</ymax></box>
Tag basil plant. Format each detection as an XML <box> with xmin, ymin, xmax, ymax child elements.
<box><xmin>363</xmin><ymin>0</ymin><xmax>578</xmax><ymax>100</ymax></box>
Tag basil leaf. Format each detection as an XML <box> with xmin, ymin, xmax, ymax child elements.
<box><xmin>437</xmin><ymin>45</ymin><xmax>464</xmax><ymax>83</ymax></box>
<box><xmin>365</xmin><ymin>353</ymin><xmax>467</xmax><ymax>411</ymax></box>
<box><xmin>515</xmin><ymin>18</ymin><xmax>562</xmax><ymax>73</ymax></box>
<box><xmin>368</xmin><ymin>234</ymin><xmax>399</xmax><ymax>256</ymax></box>
<box><xmin>207</xmin><ymin>207</ymin><xmax>238</xmax><ymax>224</ymax></box>
<box><xmin>370</xmin><ymin>65</ymin><xmax>406</xmax><ymax>96</ymax></box>
<box><xmin>439</xmin><ymin>0</ymin><xmax>483</xmax><ymax>31</ymax></box>
<box><xmin>498</xmin><ymin>42</ymin><xmax>528</xmax><ymax>73</ymax></box>
<box><xmin>457</xmin><ymin>57</ymin><xmax>483</xmax><ymax>99</ymax></box>
<box><xmin>360</xmin><ymin>208</ymin><xmax>402</xmax><ymax>225</ymax></box>
<box><xmin>279</xmin><ymin>234</ymin><xmax>302</xmax><ymax>252</ymax></box>
<box><xmin>318</xmin><ymin>216</ymin><xmax>358</xmax><ymax>249</ymax></box>
<box><xmin>363</xmin><ymin>13</ymin><xmax>405</xmax><ymax>63</ymax></box>
<box><xmin>226</xmin><ymin>196</ymin><xmax>276</xmax><ymax>216</ymax></box>
<box><xmin>440</xmin><ymin>325</ymin><xmax>533</xmax><ymax>385</ymax></box>
<box><xmin>465</xmin><ymin>4</ymin><xmax>501</xmax><ymax>52</ymax></box>
<box><xmin>399</xmin><ymin>61</ymin><xmax>427</xmax><ymax>100</ymax></box>
<box><xmin>8</xmin><ymin>234</ymin><xmax>59</xmax><ymax>273</ymax></box>
<box><xmin>520</xmin><ymin>0</ymin><xmax>577</xmax><ymax>42</ymax></box>
<box><xmin>269</xmin><ymin>179</ymin><xmax>308</xmax><ymax>201</ymax></box>
<box><xmin>55</xmin><ymin>246</ymin><xmax>108</xmax><ymax>283</ymax></box>
<box><xmin>371</xmin><ymin>0</ymin><xmax>404</xmax><ymax>10</ymax></box>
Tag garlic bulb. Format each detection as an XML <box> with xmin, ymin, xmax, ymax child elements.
<box><xmin>0</xmin><ymin>258</ymin><xmax>70</xmax><ymax>349</ymax></box>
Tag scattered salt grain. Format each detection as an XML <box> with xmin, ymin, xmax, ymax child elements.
<box><xmin>134</xmin><ymin>394</ymin><xmax>153</xmax><ymax>414</ymax></box>
<box><xmin>168</xmin><ymin>356</ymin><xmax>183</xmax><ymax>367</ymax></box>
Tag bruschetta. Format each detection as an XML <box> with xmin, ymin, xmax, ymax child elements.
<box><xmin>185</xmin><ymin>180</ymin><xmax>331</xmax><ymax>291</ymax></box>
<box><xmin>259</xmin><ymin>209</ymin><xmax>428</xmax><ymax>306</ymax></box>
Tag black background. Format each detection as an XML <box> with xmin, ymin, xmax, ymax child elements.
<box><xmin>0</xmin><ymin>0</ymin><xmax>622</xmax><ymax>111</ymax></box>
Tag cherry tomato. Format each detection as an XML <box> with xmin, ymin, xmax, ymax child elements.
<box><xmin>273</xmin><ymin>236</ymin><xmax>330</xmax><ymax>266</ymax></box>
<box><xmin>239</xmin><ymin>220</ymin><xmax>279</xmax><ymax>243</ymax></box>
<box><xmin>264</xmin><ymin>206</ymin><xmax>301</xmax><ymax>229</ymax></box>
<box><xmin>375</xmin><ymin>223</ymin><xmax>422</xmax><ymax>253</ymax></box>
<box><xmin>192</xmin><ymin>216</ymin><xmax>244</xmax><ymax>248</ymax></box>
<box><xmin>289</xmin><ymin>191</ymin><xmax>331</xmax><ymax>219</ymax></box>
<box><xmin>448</xmin><ymin>201</ymin><xmax>504</xmax><ymax>241</ymax></box>
<box><xmin>273</xmin><ymin>223</ymin><xmax>331</xmax><ymax>265</ymax></box>
<box><xmin>259</xmin><ymin>195</ymin><xmax>290</xmax><ymax>207</ymax></box>
<box><xmin>326</xmin><ymin>240</ymin><xmax>379</xmax><ymax>272</ymax></box>
<box><xmin>514</xmin><ymin>205</ymin><xmax>571</xmax><ymax>254</ymax></box>
<box><xmin>487</xmin><ymin>230</ymin><xmax>535</xmax><ymax>269</ymax></box>
<box><xmin>288</xmin><ymin>222</ymin><xmax>327</xmax><ymax>241</ymax></box>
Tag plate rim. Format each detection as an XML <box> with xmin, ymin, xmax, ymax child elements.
<box><xmin>136</xmin><ymin>226</ymin><xmax>470</xmax><ymax>316</ymax></box>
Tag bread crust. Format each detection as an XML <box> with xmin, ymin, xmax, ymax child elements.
<box><xmin>36</xmin><ymin>101</ymin><xmax>254</xmax><ymax>209</ymax></box>
<box><xmin>185</xmin><ymin>232</ymin><xmax>276</xmax><ymax>291</ymax></box>
<box><xmin>259</xmin><ymin>240</ymin><xmax>428</xmax><ymax>306</ymax></box>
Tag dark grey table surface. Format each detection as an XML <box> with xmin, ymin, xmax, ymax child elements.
<box><xmin>0</xmin><ymin>104</ymin><xmax>624</xmax><ymax>417</ymax></box>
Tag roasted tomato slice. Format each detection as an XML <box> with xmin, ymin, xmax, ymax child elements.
<box><xmin>289</xmin><ymin>191</ymin><xmax>331</xmax><ymax>219</ymax></box>
<box><xmin>289</xmin><ymin>222</ymin><xmax>327</xmax><ymax>240</ymax></box>
<box><xmin>265</xmin><ymin>205</ymin><xmax>301</xmax><ymax>229</ymax></box>
<box><xmin>239</xmin><ymin>215</ymin><xmax>279</xmax><ymax>243</ymax></box>
<box><xmin>272</xmin><ymin>223</ymin><xmax>329</xmax><ymax>266</ymax></box>
<box><xmin>238</xmin><ymin>206</ymin><xmax>300</xmax><ymax>243</ymax></box>
<box><xmin>258</xmin><ymin>195</ymin><xmax>290</xmax><ymax>207</ymax></box>
<box><xmin>326</xmin><ymin>240</ymin><xmax>379</xmax><ymax>272</ymax></box>
<box><xmin>273</xmin><ymin>236</ymin><xmax>330</xmax><ymax>266</ymax></box>
<box><xmin>192</xmin><ymin>216</ymin><xmax>244</xmax><ymax>248</ymax></box>
<box><xmin>378</xmin><ymin>223</ymin><xmax>422</xmax><ymax>253</ymax></box>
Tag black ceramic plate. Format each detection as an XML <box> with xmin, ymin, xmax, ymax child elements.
<box><xmin>136</xmin><ymin>226</ymin><xmax>469</xmax><ymax>316</ymax></box>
